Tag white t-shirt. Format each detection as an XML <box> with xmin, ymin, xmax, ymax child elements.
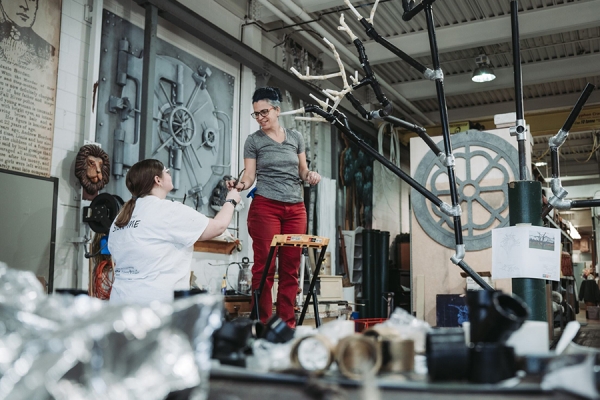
<box><xmin>108</xmin><ymin>196</ymin><xmax>209</xmax><ymax>304</ymax></box>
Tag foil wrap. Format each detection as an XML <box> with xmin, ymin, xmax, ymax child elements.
<box><xmin>0</xmin><ymin>262</ymin><xmax>222</xmax><ymax>400</ymax></box>
<box><xmin>379</xmin><ymin>307</ymin><xmax>431</xmax><ymax>353</ymax></box>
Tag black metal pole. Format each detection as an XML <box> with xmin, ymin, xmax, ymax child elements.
<box><xmin>550</xmin><ymin>148</ymin><xmax>560</xmax><ymax>179</ymax></box>
<box><xmin>541</xmin><ymin>83</ymin><xmax>595</xmax><ymax>217</ymax></box>
<box><xmin>140</xmin><ymin>3</ymin><xmax>158</xmax><ymax>160</ymax></box>
<box><xmin>510</xmin><ymin>1</ymin><xmax>527</xmax><ymax>180</ymax></box>
<box><xmin>593</xmin><ymin>214</ymin><xmax>598</xmax><ymax>269</ymax></box>
<box><xmin>351</xmin><ymin>39</ymin><xmax>392</xmax><ymax>118</ymax></box>
<box><xmin>402</xmin><ymin>0</ymin><xmax>437</xmax><ymax>21</ymax></box>
<box><xmin>359</xmin><ymin>19</ymin><xmax>428</xmax><ymax>75</ymax></box>
<box><xmin>336</xmin><ymin>113</ymin><xmax>443</xmax><ymax>207</ymax></box>
<box><xmin>383</xmin><ymin>116</ymin><xmax>443</xmax><ymax>156</ymax></box>
<box><xmin>425</xmin><ymin>5</ymin><xmax>463</xmax><ymax>246</ymax></box>
<box><xmin>571</xmin><ymin>199</ymin><xmax>600</xmax><ymax>208</ymax></box>
<box><xmin>511</xmin><ymin>1</ymin><xmax>524</xmax><ymax>125</ymax></box>
<box><xmin>561</xmin><ymin>83</ymin><xmax>595</xmax><ymax>132</ymax></box>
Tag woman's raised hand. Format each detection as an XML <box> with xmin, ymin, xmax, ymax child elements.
<box><xmin>226</xmin><ymin>179</ymin><xmax>246</xmax><ymax>192</ymax></box>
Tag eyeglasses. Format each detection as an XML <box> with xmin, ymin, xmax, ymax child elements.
<box><xmin>164</xmin><ymin>168</ymin><xmax>170</xmax><ymax>175</ymax></box>
<box><xmin>250</xmin><ymin>107</ymin><xmax>275</xmax><ymax>119</ymax></box>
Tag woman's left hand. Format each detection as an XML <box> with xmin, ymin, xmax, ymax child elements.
<box><xmin>306</xmin><ymin>171</ymin><xmax>321</xmax><ymax>185</ymax></box>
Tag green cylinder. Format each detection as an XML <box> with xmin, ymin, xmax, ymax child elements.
<box><xmin>508</xmin><ymin>180</ymin><xmax>547</xmax><ymax>322</ymax></box>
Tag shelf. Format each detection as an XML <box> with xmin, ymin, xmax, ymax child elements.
<box><xmin>193</xmin><ymin>239</ymin><xmax>240</xmax><ymax>254</ymax></box>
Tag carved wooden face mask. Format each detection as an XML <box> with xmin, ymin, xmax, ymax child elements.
<box><xmin>86</xmin><ymin>155</ymin><xmax>104</xmax><ymax>184</ymax></box>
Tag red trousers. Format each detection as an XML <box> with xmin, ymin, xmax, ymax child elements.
<box><xmin>247</xmin><ymin>195</ymin><xmax>307</xmax><ymax>328</ymax></box>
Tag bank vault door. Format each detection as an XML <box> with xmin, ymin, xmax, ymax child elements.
<box><xmin>96</xmin><ymin>11</ymin><xmax>233</xmax><ymax>217</ymax></box>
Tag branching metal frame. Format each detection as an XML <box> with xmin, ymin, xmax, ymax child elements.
<box><xmin>284</xmin><ymin>0</ymin><xmax>596</xmax><ymax>290</ymax></box>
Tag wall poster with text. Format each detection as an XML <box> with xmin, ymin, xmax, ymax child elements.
<box><xmin>0</xmin><ymin>0</ymin><xmax>62</xmax><ymax>177</ymax></box>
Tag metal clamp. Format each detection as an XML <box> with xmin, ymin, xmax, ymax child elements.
<box><xmin>450</xmin><ymin>244</ymin><xmax>466</xmax><ymax>264</ymax></box>
<box><xmin>509</xmin><ymin>119</ymin><xmax>527</xmax><ymax>141</ymax></box>
<box><xmin>440</xmin><ymin>202</ymin><xmax>462</xmax><ymax>217</ymax></box>
<box><xmin>548</xmin><ymin>129</ymin><xmax>569</xmax><ymax>148</ymax></box>
<box><xmin>424</xmin><ymin>68</ymin><xmax>443</xmax><ymax>81</ymax></box>
<box><xmin>444</xmin><ymin>153</ymin><xmax>456</xmax><ymax>167</ymax></box>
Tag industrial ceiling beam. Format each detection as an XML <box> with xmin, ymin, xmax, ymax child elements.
<box><xmin>359</xmin><ymin>0</ymin><xmax>600</xmax><ymax>65</ymax></box>
<box><xmin>422</xmin><ymin>91</ymin><xmax>600</xmax><ymax>125</ymax></box>
<box><xmin>133</xmin><ymin>0</ymin><xmax>377</xmax><ymax>138</ymax></box>
<box><xmin>407</xmin><ymin>103</ymin><xmax>600</xmax><ymax>140</ymax></box>
<box><xmin>394</xmin><ymin>53</ymin><xmax>600</xmax><ymax>101</ymax></box>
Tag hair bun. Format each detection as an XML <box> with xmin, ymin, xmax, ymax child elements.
<box><xmin>271</xmin><ymin>87</ymin><xmax>282</xmax><ymax>102</ymax></box>
<box><xmin>252</xmin><ymin>86</ymin><xmax>282</xmax><ymax>103</ymax></box>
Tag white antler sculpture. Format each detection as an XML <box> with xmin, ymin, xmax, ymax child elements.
<box><xmin>344</xmin><ymin>0</ymin><xmax>381</xmax><ymax>24</ymax></box>
<box><xmin>288</xmin><ymin>33</ymin><xmax>359</xmax><ymax>119</ymax></box>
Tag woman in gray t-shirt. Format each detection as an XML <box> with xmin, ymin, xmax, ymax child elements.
<box><xmin>227</xmin><ymin>87</ymin><xmax>321</xmax><ymax>328</ymax></box>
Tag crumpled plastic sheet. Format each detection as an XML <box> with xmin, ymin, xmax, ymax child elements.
<box><xmin>246</xmin><ymin>339</ymin><xmax>293</xmax><ymax>373</ymax></box>
<box><xmin>377</xmin><ymin>307</ymin><xmax>431</xmax><ymax>354</ymax></box>
<box><xmin>541</xmin><ymin>353</ymin><xmax>600</xmax><ymax>399</ymax></box>
<box><xmin>0</xmin><ymin>262</ymin><xmax>223</xmax><ymax>400</ymax></box>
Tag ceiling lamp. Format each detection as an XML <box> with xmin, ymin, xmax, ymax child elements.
<box><xmin>472</xmin><ymin>54</ymin><xmax>496</xmax><ymax>83</ymax></box>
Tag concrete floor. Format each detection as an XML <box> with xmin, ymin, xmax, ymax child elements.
<box><xmin>571</xmin><ymin>303</ymin><xmax>600</xmax><ymax>348</ymax></box>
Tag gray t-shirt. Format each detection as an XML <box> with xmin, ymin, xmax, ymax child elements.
<box><xmin>244</xmin><ymin>128</ymin><xmax>305</xmax><ymax>203</ymax></box>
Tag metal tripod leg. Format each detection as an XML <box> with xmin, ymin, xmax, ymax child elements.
<box><xmin>250</xmin><ymin>246</ymin><xmax>277</xmax><ymax>321</ymax></box>
<box><xmin>298</xmin><ymin>244</ymin><xmax>328</xmax><ymax>327</ymax></box>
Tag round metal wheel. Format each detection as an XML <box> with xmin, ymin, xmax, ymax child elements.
<box><xmin>412</xmin><ymin>130</ymin><xmax>520</xmax><ymax>250</ymax></box>
<box><xmin>203</xmin><ymin>127</ymin><xmax>218</xmax><ymax>148</ymax></box>
<box><xmin>164</xmin><ymin>105</ymin><xmax>197</xmax><ymax>147</ymax></box>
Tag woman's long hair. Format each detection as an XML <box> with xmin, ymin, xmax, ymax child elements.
<box><xmin>113</xmin><ymin>159</ymin><xmax>164</xmax><ymax>228</ymax></box>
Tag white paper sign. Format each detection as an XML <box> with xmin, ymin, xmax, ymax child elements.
<box><xmin>492</xmin><ymin>226</ymin><xmax>561</xmax><ymax>281</ymax></box>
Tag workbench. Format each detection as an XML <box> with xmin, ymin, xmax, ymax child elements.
<box><xmin>207</xmin><ymin>364</ymin><xmax>579</xmax><ymax>400</ymax></box>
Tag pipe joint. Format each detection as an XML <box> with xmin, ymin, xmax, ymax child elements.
<box><xmin>548</xmin><ymin>196</ymin><xmax>572</xmax><ymax>210</ymax></box>
<box><xmin>450</xmin><ymin>244</ymin><xmax>466</xmax><ymax>264</ymax></box>
<box><xmin>548</xmin><ymin>129</ymin><xmax>569</xmax><ymax>149</ymax></box>
<box><xmin>551</xmin><ymin>178</ymin><xmax>568</xmax><ymax>199</ymax></box>
<box><xmin>509</xmin><ymin>119</ymin><xmax>527</xmax><ymax>141</ymax></box>
<box><xmin>424</xmin><ymin>68</ymin><xmax>443</xmax><ymax>81</ymax></box>
<box><xmin>423</xmin><ymin>68</ymin><xmax>441</xmax><ymax>81</ymax></box>
<box><xmin>440</xmin><ymin>202</ymin><xmax>462</xmax><ymax>217</ymax></box>
<box><xmin>437</xmin><ymin>152</ymin><xmax>447</xmax><ymax>164</ymax></box>
<box><xmin>444</xmin><ymin>153</ymin><xmax>455</xmax><ymax>167</ymax></box>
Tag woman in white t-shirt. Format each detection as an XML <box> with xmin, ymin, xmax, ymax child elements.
<box><xmin>108</xmin><ymin>159</ymin><xmax>241</xmax><ymax>304</ymax></box>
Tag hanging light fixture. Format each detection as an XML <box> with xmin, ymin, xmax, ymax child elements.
<box><xmin>472</xmin><ymin>54</ymin><xmax>496</xmax><ymax>83</ymax></box>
